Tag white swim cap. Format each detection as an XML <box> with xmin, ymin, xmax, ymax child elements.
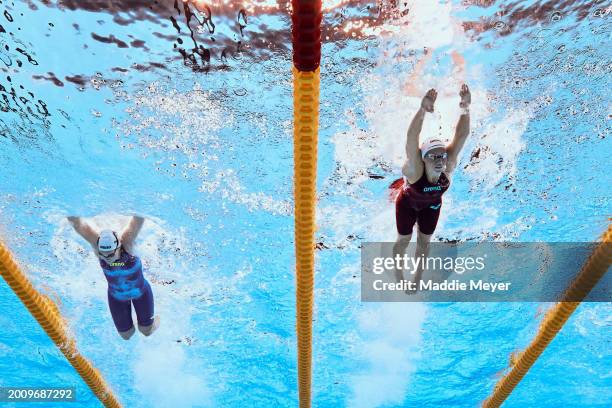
<box><xmin>97</xmin><ymin>230</ymin><xmax>120</xmax><ymax>252</ymax></box>
<box><xmin>421</xmin><ymin>138</ymin><xmax>446</xmax><ymax>158</ymax></box>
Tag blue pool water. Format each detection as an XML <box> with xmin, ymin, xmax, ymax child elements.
<box><xmin>0</xmin><ymin>0</ymin><xmax>610</xmax><ymax>407</ymax></box>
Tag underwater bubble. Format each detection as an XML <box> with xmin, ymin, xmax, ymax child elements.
<box><xmin>591</xmin><ymin>8</ymin><xmax>608</xmax><ymax>18</ymax></box>
<box><xmin>493</xmin><ymin>21</ymin><xmax>507</xmax><ymax>31</ymax></box>
<box><xmin>233</xmin><ymin>88</ymin><xmax>247</xmax><ymax>96</ymax></box>
<box><xmin>109</xmin><ymin>79</ymin><xmax>124</xmax><ymax>89</ymax></box>
<box><xmin>550</xmin><ymin>11</ymin><xmax>562</xmax><ymax>22</ymax></box>
<box><xmin>237</xmin><ymin>9</ymin><xmax>247</xmax><ymax>27</ymax></box>
<box><xmin>535</xmin><ymin>28</ymin><xmax>552</xmax><ymax>38</ymax></box>
<box><xmin>58</xmin><ymin>109</ymin><xmax>70</xmax><ymax>120</ymax></box>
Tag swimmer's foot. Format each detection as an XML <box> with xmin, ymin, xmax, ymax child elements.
<box><xmin>138</xmin><ymin>315</ymin><xmax>160</xmax><ymax>337</ymax></box>
<box><xmin>118</xmin><ymin>326</ymin><xmax>135</xmax><ymax>340</ymax></box>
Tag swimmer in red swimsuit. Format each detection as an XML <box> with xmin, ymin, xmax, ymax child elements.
<box><xmin>392</xmin><ymin>85</ymin><xmax>471</xmax><ymax>284</ymax></box>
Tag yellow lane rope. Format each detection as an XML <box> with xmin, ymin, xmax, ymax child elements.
<box><xmin>293</xmin><ymin>66</ymin><xmax>320</xmax><ymax>408</ymax></box>
<box><xmin>0</xmin><ymin>239</ymin><xmax>122</xmax><ymax>408</ymax></box>
<box><xmin>482</xmin><ymin>224</ymin><xmax>612</xmax><ymax>407</ymax></box>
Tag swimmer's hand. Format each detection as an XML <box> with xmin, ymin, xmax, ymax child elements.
<box><xmin>421</xmin><ymin>89</ymin><xmax>437</xmax><ymax>113</ymax></box>
<box><xmin>459</xmin><ymin>84</ymin><xmax>471</xmax><ymax>108</ymax></box>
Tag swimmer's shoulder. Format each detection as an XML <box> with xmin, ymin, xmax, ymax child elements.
<box><xmin>402</xmin><ymin>160</ymin><xmax>424</xmax><ymax>184</ymax></box>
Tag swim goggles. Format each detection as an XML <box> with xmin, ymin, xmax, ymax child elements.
<box><xmin>424</xmin><ymin>152</ymin><xmax>448</xmax><ymax>161</ymax></box>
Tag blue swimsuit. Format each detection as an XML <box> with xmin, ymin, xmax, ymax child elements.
<box><xmin>100</xmin><ymin>250</ymin><xmax>154</xmax><ymax>332</ymax></box>
<box><xmin>100</xmin><ymin>250</ymin><xmax>146</xmax><ymax>301</ymax></box>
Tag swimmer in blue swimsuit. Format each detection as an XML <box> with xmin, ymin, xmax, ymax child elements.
<box><xmin>67</xmin><ymin>215</ymin><xmax>159</xmax><ymax>340</ymax></box>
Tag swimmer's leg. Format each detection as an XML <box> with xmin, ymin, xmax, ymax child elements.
<box><xmin>393</xmin><ymin>233</ymin><xmax>413</xmax><ymax>290</ymax></box>
<box><xmin>119</xmin><ymin>327</ymin><xmax>135</xmax><ymax>340</ymax></box>
<box><xmin>107</xmin><ymin>291</ymin><xmax>135</xmax><ymax>340</ymax></box>
<box><xmin>394</xmin><ymin>194</ymin><xmax>417</xmax><ymax>281</ymax></box>
<box><xmin>415</xmin><ymin>203</ymin><xmax>441</xmax><ymax>240</ymax></box>
<box><xmin>393</xmin><ymin>234</ymin><xmax>413</xmax><ymax>260</ymax></box>
<box><xmin>139</xmin><ymin>315</ymin><xmax>160</xmax><ymax>337</ymax></box>
<box><xmin>415</xmin><ymin>228</ymin><xmax>433</xmax><ymax>257</ymax></box>
<box><xmin>414</xmin><ymin>201</ymin><xmax>440</xmax><ymax>278</ymax></box>
<box><xmin>411</xmin><ymin>228</ymin><xmax>434</xmax><ymax>287</ymax></box>
<box><xmin>133</xmin><ymin>280</ymin><xmax>159</xmax><ymax>336</ymax></box>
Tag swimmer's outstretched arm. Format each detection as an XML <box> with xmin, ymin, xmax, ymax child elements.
<box><xmin>402</xmin><ymin>89</ymin><xmax>437</xmax><ymax>183</ymax></box>
<box><xmin>446</xmin><ymin>84</ymin><xmax>471</xmax><ymax>175</ymax></box>
<box><xmin>120</xmin><ymin>216</ymin><xmax>144</xmax><ymax>253</ymax></box>
<box><xmin>67</xmin><ymin>216</ymin><xmax>99</xmax><ymax>248</ymax></box>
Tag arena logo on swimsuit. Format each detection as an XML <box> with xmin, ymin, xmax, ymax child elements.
<box><xmin>110</xmin><ymin>262</ymin><xmax>126</xmax><ymax>267</ymax></box>
<box><xmin>423</xmin><ymin>186</ymin><xmax>442</xmax><ymax>192</ymax></box>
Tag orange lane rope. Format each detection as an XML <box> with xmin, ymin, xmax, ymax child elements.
<box><xmin>292</xmin><ymin>66</ymin><xmax>320</xmax><ymax>408</ymax></box>
<box><xmin>0</xmin><ymin>239</ymin><xmax>122</xmax><ymax>408</ymax></box>
<box><xmin>482</xmin><ymin>224</ymin><xmax>612</xmax><ymax>407</ymax></box>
